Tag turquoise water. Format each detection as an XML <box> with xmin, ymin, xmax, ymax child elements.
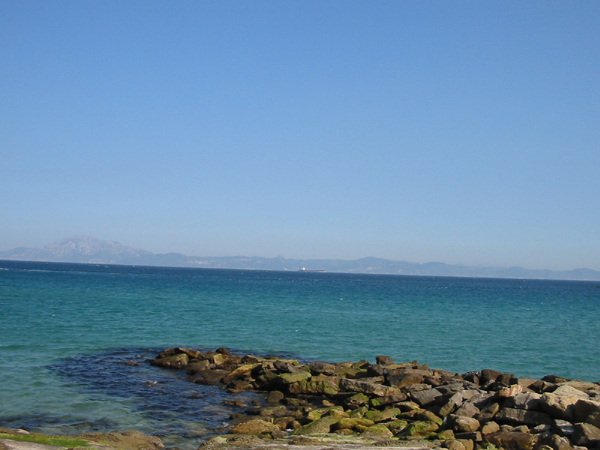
<box><xmin>1</xmin><ymin>260</ymin><xmax>599</xmax><ymax>447</ymax></box>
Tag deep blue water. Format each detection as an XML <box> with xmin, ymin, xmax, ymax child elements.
<box><xmin>1</xmin><ymin>260</ymin><xmax>599</xmax><ymax>447</ymax></box>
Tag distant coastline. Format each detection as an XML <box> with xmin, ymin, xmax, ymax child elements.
<box><xmin>1</xmin><ymin>235</ymin><xmax>599</xmax><ymax>281</ymax></box>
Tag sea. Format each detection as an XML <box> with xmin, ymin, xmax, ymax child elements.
<box><xmin>1</xmin><ymin>260</ymin><xmax>599</xmax><ymax>448</ymax></box>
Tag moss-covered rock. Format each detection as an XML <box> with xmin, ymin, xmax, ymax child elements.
<box><xmin>335</xmin><ymin>418</ymin><xmax>376</xmax><ymax>430</ymax></box>
<box><xmin>404</xmin><ymin>420</ymin><xmax>440</xmax><ymax>436</ymax></box>
<box><xmin>359</xmin><ymin>424</ymin><xmax>394</xmax><ymax>440</ymax></box>
<box><xmin>363</xmin><ymin>408</ymin><xmax>401</xmax><ymax>423</ymax></box>
<box><xmin>287</xmin><ymin>379</ymin><xmax>338</xmax><ymax>396</ymax></box>
<box><xmin>387</xmin><ymin>419</ymin><xmax>409</xmax><ymax>433</ymax></box>
<box><xmin>291</xmin><ymin>416</ymin><xmax>339</xmax><ymax>435</ymax></box>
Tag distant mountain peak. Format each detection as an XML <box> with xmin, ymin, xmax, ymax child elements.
<box><xmin>1</xmin><ymin>235</ymin><xmax>151</xmax><ymax>264</ymax></box>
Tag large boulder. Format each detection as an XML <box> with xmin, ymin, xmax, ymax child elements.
<box><xmin>540</xmin><ymin>392</ymin><xmax>582</xmax><ymax>421</ymax></box>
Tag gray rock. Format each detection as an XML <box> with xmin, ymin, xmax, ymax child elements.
<box><xmin>495</xmin><ymin>407</ymin><xmax>553</xmax><ymax>425</ymax></box>
<box><xmin>571</xmin><ymin>422</ymin><xmax>600</xmax><ymax>447</ymax></box>
<box><xmin>509</xmin><ymin>392</ymin><xmax>543</xmax><ymax>411</ymax></box>
<box><xmin>454</xmin><ymin>403</ymin><xmax>480</xmax><ymax>418</ymax></box>
<box><xmin>410</xmin><ymin>388</ymin><xmax>444</xmax><ymax>407</ymax></box>
<box><xmin>553</xmin><ymin>419</ymin><xmax>574</xmax><ymax>436</ymax></box>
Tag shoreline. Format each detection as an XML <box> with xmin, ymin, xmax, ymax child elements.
<box><xmin>5</xmin><ymin>347</ymin><xmax>600</xmax><ymax>450</ymax></box>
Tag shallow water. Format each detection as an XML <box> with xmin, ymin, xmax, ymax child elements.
<box><xmin>1</xmin><ymin>260</ymin><xmax>599</xmax><ymax>448</ymax></box>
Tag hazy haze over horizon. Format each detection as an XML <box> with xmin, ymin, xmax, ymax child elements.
<box><xmin>1</xmin><ymin>1</ymin><xmax>599</xmax><ymax>271</ymax></box>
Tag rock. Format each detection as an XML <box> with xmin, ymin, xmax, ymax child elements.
<box><xmin>187</xmin><ymin>369</ymin><xmax>230</xmax><ymax>385</ymax></box>
<box><xmin>454</xmin><ymin>431</ymin><xmax>482</xmax><ymax>442</ymax></box>
<box><xmin>376</xmin><ymin>355</ymin><xmax>395</xmax><ymax>365</ymax></box>
<box><xmin>273</xmin><ymin>360</ymin><xmax>300</xmax><ymax>373</ymax></box>
<box><xmin>343</xmin><ymin>393</ymin><xmax>370</xmax><ymax>409</ymax></box>
<box><xmin>500</xmin><ymin>385</ymin><xmax>524</xmax><ymax>398</ymax></box>
<box><xmin>274</xmin><ymin>371</ymin><xmax>311</xmax><ymax>385</ymax></box>
<box><xmin>209</xmin><ymin>353</ymin><xmax>225</xmax><ymax>366</ymax></box>
<box><xmin>481</xmin><ymin>421</ymin><xmax>501</xmax><ymax>434</ymax></box>
<box><xmin>308</xmin><ymin>362</ymin><xmax>336</xmax><ymax>376</ymax></box>
<box><xmin>553</xmin><ymin>386</ymin><xmax>590</xmax><ymax>399</ymax></box>
<box><xmin>359</xmin><ymin>424</ymin><xmax>394</xmax><ymax>440</ymax></box>
<box><xmin>370</xmin><ymin>392</ymin><xmax>408</xmax><ymax>407</ymax></box>
<box><xmin>77</xmin><ymin>431</ymin><xmax>164</xmax><ymax>450</ymax></box>
<box><xmin>230</xmin><ymin>419</ymin><xmax>281</xmax><ymax>435</ymax></box>
<box><xmin>291</xmin><ymin>416</ymin><xmax>339</xmax><ymax>435</ymax></box>
<box><xmin>349</xmin><ymin>405</ymin><xmax>369</xmax><ymax>418</ymax></box>
<box><xmin>586</xmin><ymin>411</ymin><xmax>600</xmax><ymax>428</ymax></box>
<box><xmin>334</xmin><ymin>417</ymin><xmax>376</xmax><ymax>430</ymax></box>
<box><xmin>495</xmin><ymin>407</ymin><xmax>554</xmax><ymax>425</ymax></box>
<box><xmin>540</xmin><ymin>393</ymin><xmax>582</xmax><ymax>422</ymax></box>
<box><xmin>364</xmin><ymin>408</ymin><xmax>400</xmax><ymax>423</ymax></box>
<box><xmin>388</xmin><ymin>419</ymin><xmax>409</xmax><ymax>433</ymax></box>
<box><xmin>156</xmin><ymin>347</ymin><xmax>202</xmax><ymax>360</ymax></box>
<box><xmin>388</xmin><ymin>373</ymin><xmax>426</xmax><ymax>388</ymax></box>
<box><xmin>573</xmin><ymin>399</ymin><xmax>600</xmax><ymax>423</ymax></box>
<box><xmin>454</xmin><ymin>403</ymin><xmax>480</xmax><ymax>418</ymax></box>
<box><xmin>457</xmin><ymin>439</ymin><xmax>474</xmax><ymax>450</ymax></box>
<box><xmin>266</xmin><ymin>390</ymin><xmax>284</xmax><ymax>405</ymax></box>
<box><xmin>396</xmin><ymin>401</ymin><xmax>422</xmax><ymax>412</ymax></box>
<box><xmin>404</xmin><ymin>420</ymin><xmax>440</xmax><ymax>436</ymax></box>
<box><xmin>537</xmin><ymin>432</ymin><xmax>574</xmax><ymax>450</ymax></box>
<box><xmin>187</xmin><ymin>360</ymin><xmax>211</xmax><ymax>374</ymax></box>
<box><xmin>509</xmin><ymin>392</ymin><xmax>543</xmax><ymax>410</ymax></box>
<box><xmin>415</xmin><ymin>410</ymin><xmax>444</xmax><ymax>426</ymax></box>
<box><xmin>448</xmin><ymin>415</ymin><xmax>480</xmax><ymax>432</ymax></box>
<box><xmin>411</xmin><ymin>388</ymin><xmax>444</xmax><ymax>407</ymax></box>
<box><xmin>288</xmin><ymin>379</ymin><xmax>338</xmax><ymax>396</ymax></box>
<box><xmin>485</xmin><ymin>431</ymin><xmax>539</xmax><ymax>450</ymax></box>
<box><xmin>477</xmin><ymin>402</ymin><xmax>501</xmax><ymax>422</ymax></box>
<box><xmin>437</xmin><ymin>429</ymin><xmax>455</xmax><ymax>440</ymax></box>
<box><xmin>438</xmin><ymin>400</ymin><xmax>458</xmax><ymax>417</ymax></box>
<box><xmin>554</xmin><ymin>419</ymin><xmax>575</xmax><ymax>436</ymax></box>
<box><xmin>150</xmin><ymin>353</ymin><xmax>189</xmax><ymax>369</ymax></box>
<box><xmin>571</xmin><ymin>422</ymin><xmax>600</xmax><ymax>447</ymax></box>
<box><xmin>443</xmin><ymin>440</ymin><xmax>465</xmax><ymax>450</ymax></box>
<box><xmin>339</xmin><ymin>378</ymin><xmax>400</xmax><ymax>397</ymax></box>
<box><xmin>481</xmin><ymin>369</ymin><xmax>503</xmax><ymax>384</ymax></box>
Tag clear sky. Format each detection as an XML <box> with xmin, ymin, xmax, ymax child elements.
<box><xmin>1</xmin><ymin>1</ymin><xmax>599</xmax><ymax>271</ymax></box>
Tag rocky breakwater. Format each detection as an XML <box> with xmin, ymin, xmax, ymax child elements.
<box><xmin>150</xmin><ymin>348</ymin><xmax>600</xmax><ymax>450</ymax></box>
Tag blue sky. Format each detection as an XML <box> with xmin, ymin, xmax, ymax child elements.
<box><xmin>1</xmin><ymin>1</ymin><xmax>599</xmax><ymax>270</ymax></box>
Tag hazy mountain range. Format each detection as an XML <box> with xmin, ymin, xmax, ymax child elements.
<box><xmin>1</xmin><ymin>235</ymin><xmax>599</xmax><ymax>281</ymax></box>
